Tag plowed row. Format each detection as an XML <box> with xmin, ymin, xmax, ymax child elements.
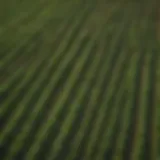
<box><xmin>0</xmin><ymin>0</ymin><xmax>159</xmax><ymax>160</ymax></box>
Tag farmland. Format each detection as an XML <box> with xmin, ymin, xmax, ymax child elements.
<box><xmin>0</xmin><ymin>0</ymin><xmax>160</xmax><ymax>160</ymax></box>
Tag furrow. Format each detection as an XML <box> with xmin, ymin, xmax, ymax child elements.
<box><xmin>0</xmin><ymin>4</ymin><xmax>91</xmax><ymax>145</ymax></box>
<box><xmin>24</xmin><ymin>26</ymin><xmax>101</xmax><ymax>160</ymax></box>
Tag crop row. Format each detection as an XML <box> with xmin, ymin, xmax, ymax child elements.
<box><xmin>0</xmin><ymin>0</ymin><xmax>159</xmax><ymax>160</ymax></box>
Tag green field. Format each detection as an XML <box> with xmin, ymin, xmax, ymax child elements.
<box><xmin>0</xmin><ymin>0</ymin><xmax>160</xmax><ymax>160</ymax></box>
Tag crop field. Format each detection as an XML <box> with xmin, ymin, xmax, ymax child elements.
<box><xmin>0</xmin><ymin>0</ymin><xmax>160</xmax><ymax>160</ymax></box>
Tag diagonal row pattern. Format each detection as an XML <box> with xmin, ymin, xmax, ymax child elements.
<box><xmin>0</xmin><ymin>0</ymin><xmax>159</xmax><ymax>160</ymax></box>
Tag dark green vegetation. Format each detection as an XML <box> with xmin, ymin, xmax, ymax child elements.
<box><xmin>0</xmin><ymin>0</ymin><xmax>160</xmax><ymax>160</ymax></box>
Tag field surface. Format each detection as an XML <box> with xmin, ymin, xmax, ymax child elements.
<box><xmin>0</xmin><ymin>0</ymin><xmax>160</xmax><ymax>160</ymax></box>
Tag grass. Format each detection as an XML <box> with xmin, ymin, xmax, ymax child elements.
<box><xmin>0</xmin><ymin>0</ymin><xmax>159</xmax><ymax>160</ymax></box>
